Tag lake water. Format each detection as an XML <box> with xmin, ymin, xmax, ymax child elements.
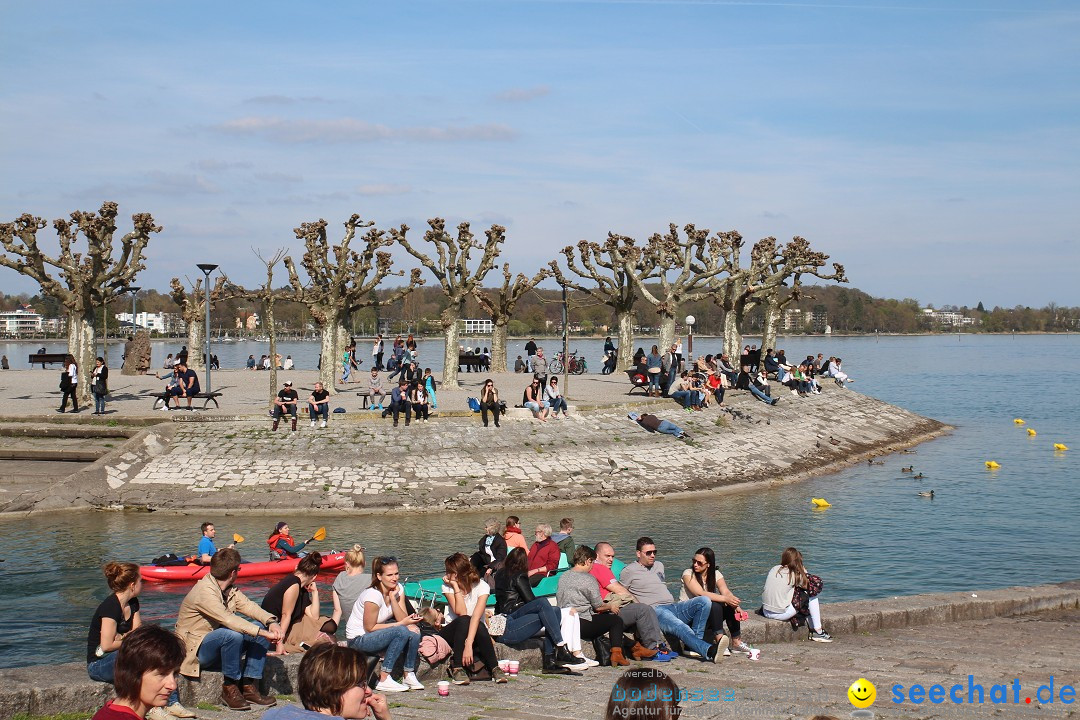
<box><xmin>0</xmin><ymin>334</ymin><xmax>1077</xmax><ymax>668</ymax></box>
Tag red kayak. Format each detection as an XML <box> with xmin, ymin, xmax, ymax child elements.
<box><xmin>140</xmin><ymin>552</ymin><xmax>347</xmax><ymax>583</ymax></box>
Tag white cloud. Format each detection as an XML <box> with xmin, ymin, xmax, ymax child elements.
<box><xmin>211</xmin><ymin>117</ymin><xmax>517</xmax><ymax>144</ymax></box>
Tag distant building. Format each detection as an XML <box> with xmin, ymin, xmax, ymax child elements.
<box><xmin>459</xmin><ymin>318</ymin><xmax>493</xmax><ymax>335</ymax></box>
<box><xmin>782</xmin><ymin>308</ymin><xmax>804</xmax><ymax>331</ymax></box>
<box><xmin>115</xmin><ymin>312</ymin><xmax>183</xmax><ymax>333</ymax></box>
<box><xmin>0</xmin><ymin>306</ymin><xmax>43</xmax><ymax>334</ymax></box>
<box><xmin>922</xmin><ymin>308</ymin><xmax>977</xmax><ymax>327</ymax></box>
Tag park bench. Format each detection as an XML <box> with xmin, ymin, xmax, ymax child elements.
<box><xmin>151</xmin><ymin>391</ymin><xmax>222</xmax><ymax>410</ymax></box>
<box><xmin>28</xmin><ymin>352</ymin><xmax>67</xmax><ymax>368</ymax></box>
<box><xmin>458</xmin><ymin>352</ymin><xmax>487</xmax><ymax>372</ymax></box>
<box><xmin>625</xmin><ymin>368</ymin><xmax>651</xmax><ymax>395</ymax></box>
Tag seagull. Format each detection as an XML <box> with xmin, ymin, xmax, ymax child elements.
<box><xmin>917</xmin><ymin>490</ymin><xmax>935</xmax><ymax>498</ymax></box>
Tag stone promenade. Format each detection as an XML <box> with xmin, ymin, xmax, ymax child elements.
<box><xmin>9</xmin><ymin>374</ymin><xmax>947</xmax><ymax>513</ymax></box>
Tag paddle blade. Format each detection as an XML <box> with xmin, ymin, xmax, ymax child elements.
<box><xmin>312</xmin><ymin>527</ymin><xmax>327</xmax><ymax>542</ymax></box>
<box><xmin>233</xmin><ymin>533</ymin><xmax>245</xmax><ymax>543</ymax></box>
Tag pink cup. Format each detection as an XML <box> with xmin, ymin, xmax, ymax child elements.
<box><xmin>437</xmin><ymin>680</ymin><xmax>450</xmax><ymax>696</ymax></box>
<box><xmin>507</xmin><ymin>660</ymin><xmax>520</xmax><ymax>676</ymax></box>
<box><xmin>498</xmin><ymin>659</ymin><xmax>511</xmax><ymax>672</ymax></box>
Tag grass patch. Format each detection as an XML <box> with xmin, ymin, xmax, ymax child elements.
<box><xmin>276</xmin><ymin>695</ymin><xmax>296</xmax><ymax>702</ymax></box>
<box><xmin>103</xmin><ymin>443</ymin><xmax>114</xmax><ymax>448</ymax></box>
<box><xmin>12</xmin><ymin>713</ymin><xmax>93</xmax><ymax>720</ymax></box>
<box><xmin>195</xmin><ymin>703</ymin><xmax>222</xmax><ymax>711</ymax></box>
<box><xmin>323</xmin><ymin>484</ymin><xmax>332</xmax><ymax>491</ymax></box>
<box><xmin>457</xmin><ymin>479</ymin><xmax>468</xmax><ymax>486</ymax></box>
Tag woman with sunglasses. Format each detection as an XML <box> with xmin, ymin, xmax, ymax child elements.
<box><xmin>544</xmin><ymin>377</ymin><xmax>568</xmax><ymax>419</ymax></box>
<box><xmin>479</xmin><ymin>379</ymin><xmax>500</xmax><ymax>427</ymax></box>
<box><xmin>680</xmin><ymin>547</ymin><xmax>754</xmax><ymax>655</ymax></box>
<box><xmin>344</xmin><ymin>557</ymin><xmax>424</xmax><ymax>693</ymax></box>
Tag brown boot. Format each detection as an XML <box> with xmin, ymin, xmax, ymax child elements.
<box><xmin>272</xmin><ymin>420</ymin><xmax>279</xmax><ymax>431</ymax></box>
<box><xmin>631</xmin><ymin>641</ymin><xmax>658</xmax><ymax>660</ymax></box>
<box><xmin>241</xmin><ymin>683</ymin><xmax>276</xmax><ymax>707</ymax></box>
<box><xmin>220</xmin><ymin>684</ymin><xmax>251</xmax><ymax>711</ymax></box>
<box><xmin>290</xmin><ymin>418</ymin><xmax>297</xmax><ymax>431</ymax></box>
<box><xmin>610</xmin><ymin>647</ymin><xmax>630</xmax><ymax>666</ymax></box>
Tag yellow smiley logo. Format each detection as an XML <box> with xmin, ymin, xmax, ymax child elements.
<box><xmin>848</xmin><ymin>678</ymin><xmax>877</xmax><ymax>709</ymax></box>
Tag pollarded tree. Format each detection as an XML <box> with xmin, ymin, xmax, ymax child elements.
<box><xmin>0</xmin><ymin>202</ymin><xmax>159</xmax><ymax>403</ymax></box>
<box><xmin>169</xmin><ymin>275</ymin><xmax>229</xmax><ymax>370</ymax></box>
<box><xmin>611</xmin><ymin>224</ymin><xmax>729</xmax><ymax>353</ymax></box>
<box><xmin>285</xmin><ymin>215</ymin><xmax>424</xmax><ymax>391</ymax></box>
<box><xmin>473</xmin><ymin>263</ymin><xmax>551</xmax><ymax>373</ymax></box>
<box><xmin>550</xmin><ymin>234</ymin><xmax>656</xmax><ymax>371</ymax></box>
<box><xmin>749</xmin><ymin>236</ymin><xmax>847</xmax><ymax>355</ymax></box>
<box><xmin>711</xmin><ymin>231</ymin><xmax>762</xmax><ymax>361</ymax></box>
<box><xmin>391</xmin><ymin>219</ymin><xmax>503</xmax><ymax>389</ymax></box>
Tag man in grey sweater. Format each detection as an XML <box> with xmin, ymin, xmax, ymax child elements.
<box><xmin>619</xmin><ymin>536</ymin><xmax>729</xmax><ymax>662</ymax></box>
<box><xmin>589</xmin><ymin>542</ymin><xmax>671</xmax><ymax>661</ymax></box>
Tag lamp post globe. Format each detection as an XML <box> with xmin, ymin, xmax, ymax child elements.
<box><xmin>127</xmin><ymin>286</ymin><xmax>141</xmax><ymax>331</ymax></box>
<box><xmin>685</xmin><ymin>315</ymin><xmax>695</xmax><ymax>357</ymax></box>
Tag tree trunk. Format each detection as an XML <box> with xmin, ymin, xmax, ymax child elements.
<box><xmin>490</xmin><ymin>320</ymin><xmax>508</xmax><ymax>373</ymax></box>
<box><xmin>316</xmin><ymin>308</ymin><xmax>341</xmax><ymax>392</ymax></box>
<box><xmin>336</xmin><ymin>318</ymin><xmax>351</xmax><ymax>383</ymax></box>
<box><xmin>69</xmin><ymin>308</ymin><xmax>96</xmax><ymax>406</ymax></box>
<box><xmin>267</xmin><ymin>296</ymin><xmax>278</xmax><ymax>410</ymax></box>
<box><xmin>761</xmin><ymin>296</ymin><xmax>781</xmax><ymax>356</ymax></box>
<box><xmin>616</xmin><ymin>310</ymin><xmax>634</xmax><ymax>370</ymax></box>
<box><xmin>441</xmin><ymin>305</ymin><xmax>462</xmax><ymax>390</ymax></box>
<box><xmin>657</xmin><ymin>313</ymin><xmax>677</xmax><ymax>355</ymax></box>
<box><xmin>723</xmin><ymin>307</ymin><xmax>743</xmax><ymax>362</ymax></box>
<box><xmin>186</xmin><ymin>307</ymin><xmax>205</xmax><ymax>371</ymax></box>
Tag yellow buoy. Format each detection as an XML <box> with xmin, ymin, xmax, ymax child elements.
<box><xmin>1027</xmin><ymin>428</ymin><xmax>1037</xmax><ymax>436</ymax></box>
<box><xmin>811</xmin><ymin>498</ymin><xmax>831</xmax><ymax>508</ymax></box>
<box><xmin>1014</xmin><ymin>418</ymin><xmax>1025</xmax><ymax>425</ymax></box>
<box><xmin>1054</xmin><ymin>443</ymin><xmax>1069</xmax><ymax>451</ymax></box>
<box><xmin>985</xmin><ymin>461</ymin><xmax>1001</xmax><ymax>469</ymax></box>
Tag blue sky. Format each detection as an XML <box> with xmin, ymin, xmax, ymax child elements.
<box><xmin>2</xmin><ymin>0</ymin><xmax>1078</xmax><ymax>307</ymax></box>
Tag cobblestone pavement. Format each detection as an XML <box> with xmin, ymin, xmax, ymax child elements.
<box><xmin>221</xmin><ymin>607</ymin><xmax>1080</xmax><ymax>719</ymax></box>
<box><xmin>37</xmin><ymin>376</ymin><xmax>947</xmax><ymax>513</ymax></box>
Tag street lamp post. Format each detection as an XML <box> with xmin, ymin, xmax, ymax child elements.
<box><xmin>197</xmin><ymin>264</ymin><xmax>218</xmax><ymax>394</ymax></box>
<box><xmin>128</xmin><ymin>286</ymin><xmax>141</xmax><ymax>332</ymax></box>
<box><xmin>685</xmin><ymin>315</ymin><xmax>696</xmax><ymax>360</ymax></box>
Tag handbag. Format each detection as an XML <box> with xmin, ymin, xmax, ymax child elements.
<box><xmin>59</xmin><ymin>371</ymin><xmax>71</xmax><ymax>391</ymax></box>
<box><xmin>591</xmin><ymin>635</ymin><xmax>612</xmax><ymax>667</ymax></box>
<box><xmin>487</xmin><ymin>613</ymin><xmax>508</xmax><ymax>637</ymax></box>
<box><xmin>806</xmin><ymin>574</ymin><xmax>824</xmax><ymax>598</ymax></box>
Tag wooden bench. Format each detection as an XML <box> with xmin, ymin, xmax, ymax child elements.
<box><xmin>151</xmin><ymin>391</ymin><xmax>222</xmax><ymax>410</ymax></box>
<box><xmin>29</xmin><ymin>352</ymin><xmax>67</xmax><ymax>368</ymax></box>
<box><xmin>458</xmin><ymin>353</ymin><xmax>488</xmax><ymax>372</ymax></box>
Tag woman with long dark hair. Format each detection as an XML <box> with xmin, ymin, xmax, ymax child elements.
<box><xmin>261</xmin><ymin>553</ymin><xmax>334</xmax><ymax>654</ymax></box>
<box><xmin>680</xmin><ymin>547</ymin><xmax>753</xmax><ymax>654</ymax></box>
<box><xmin>493</xmin><ymin>548</ymin><xmax>582</xmax><ymax>673</ymax></box>
<box><xmin>91</xmin><ymin>356</ymin><xmax>109</xmax><ymax>415</ymax></box>
<box><xmin>440</xmin><ymin>553</ymin><xmax>506</xmax><ymax>685</ymax></box>
<box><xmin>59</xmin><ymin>353</ymin><xmax>79</xmax><ymax>413</ymax></box>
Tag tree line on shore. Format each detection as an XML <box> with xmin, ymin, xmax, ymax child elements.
<box><xmin>4</xmin><ymin>202</ymin><xmax>1072</xmax><ymax>403</ymax></box>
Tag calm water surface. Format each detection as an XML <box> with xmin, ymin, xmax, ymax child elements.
<box><xmin>0</xmin><ymin>334</ymin><xmax>1077</xmax><ymax>667</ymax></box>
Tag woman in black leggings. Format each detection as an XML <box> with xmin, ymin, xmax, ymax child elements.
<box><xmin>555</xmin><ymin>546</ymin><xmax>631</xmax><ymax>666</ymax></box>
<box><xmin>680</xmin><ymin>547</ymin><xmax>755</xmax><ymax>654</ymax></box>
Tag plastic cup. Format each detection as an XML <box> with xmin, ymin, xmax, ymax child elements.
<box><xmin>498</xmin><ymin>659</ymin><xmax>511</xmax><ymax>672</ymax></box>
<box><xmin>507</xmin><ymin>660</ymin><xmax>520</xmax><ymax>675</ymax></box>
<box><xmin>437</xmin><ymin>680</ymin><xmax>450</xmax><ymax>696</ymax></box>
<box><xmin>747</xmin><ymin>648</ymin><xmax>761</xmax><ymax>661</ymax></box>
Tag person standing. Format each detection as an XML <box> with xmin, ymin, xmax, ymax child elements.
<box><xmin>59</xmin><ymin>353</ymin><xmax>79</xmax><ymax>413</ymax></box>
<box><xmin>524</xmin><ymin>338</ymin><xmax>538</xmax><ymax>373</ymax></box>
<box><xmin>373</xmin><ymin>334</ymin><xmax>384</xmax><ymax>371</ymax></box>
<box><xmin>91</xmin><ymin>356</ymin><xmax>110</xmax><ymax>415</ymax></box>
<box><xmin>423</xmin><ymin>367</ymin><xmax>438</xmax><ymax>410</ymax></box>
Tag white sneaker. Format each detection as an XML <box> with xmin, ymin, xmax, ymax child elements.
<box><xmin>146</xmin><ymin>708</ymin><xmax>171</xmax><ymax>720</ymax></box>
<box><xmin>403</xmin><ymin>672</ymin><xmax>425</xmax><ymax>690</ymax></box>
<box><xmin>310</xmin><ymin>420</ymin><xmax>316</xmax><ymax>427</ymax></box>
<box><xmin>320</xmin><ymin>420</ymin><xmax>327</xmax><ymax>428</ymax></box>
<box><xmin>375</xmin><ymin>677</ymin><xmax>410</xmax><ymax>693</ymax></box>
<box><xmin>166</xmin><ymin>701</ymin><xmax>196</xmax><ymax>718</ymax></box>
<box><xmin>572</xmin><ymin>654</ymin><xmax>600</xmax><ymax>667</ymax></box>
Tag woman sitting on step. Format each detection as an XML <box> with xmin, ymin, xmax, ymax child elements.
<box><xmin>760</xmin><ymin>547</ymin><xmax>833</xmax><ymax>643</ymax></box>
<box><xmin>439</xmin><ymin>553</ymin><xmax>508</xmax><ymax>685</ymax></box>
<box><xmin>90</xmin><ymin>625</ymin><xmax>186</xmax><ymax>720</ymax></box>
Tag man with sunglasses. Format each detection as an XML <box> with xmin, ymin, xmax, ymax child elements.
<box><xmin>620</xmin><ymin>537</ymin><xmax>729</xmax><ymax>662</ymax></box>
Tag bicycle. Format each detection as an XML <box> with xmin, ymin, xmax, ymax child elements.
<box><xmin>549</xmin><ymin>350</ymin><xmax>587</xmax><ymax>375</ymax></box>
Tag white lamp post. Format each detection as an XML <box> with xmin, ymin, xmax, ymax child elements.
<box><xmin>685</xmin><ymin>315</ymin><xmax>696</xmax><ymax>359</ymax></box>
<box><xmin>197</xmin><ymin>264</ymin><xmax>218</xmax><ymax>393</ymax></box>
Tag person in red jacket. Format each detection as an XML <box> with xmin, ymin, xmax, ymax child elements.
<box><xmin>526</xmin><ymin>523</ymin><xmax>560</xmax><ymax>587</ymax></box>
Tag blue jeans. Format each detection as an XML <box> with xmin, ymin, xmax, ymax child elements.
<box><xmin>655</xmin><ymin>596</ymin><xmax>713</xmax><ymax>658</ymax></box>
<box><xmin>499</xmin><ymin>598</ymin><xmax>565</xmax><ymax>655</ymax></box>
<box><xmin>348</xmin><ymin>626</ymin><xmax>419</xmax><ymax>674</ymax></box>
<box><xmin>748</xmin><ymin>384</ymin><xmax>776</xmax><ymax>404</ymax></box>
<box><xmin>655</xmin><ymin>420</ymin><xmax>683</xmax><ymax>437</ymax></box>
<box><xmin>89</xmin><ymin>653</ymin><xmax>179</xmax><ymax>705</ymax></box>
<box><xmin>648</xmin><ymin>371</ymin><xmax>662</xmax><ymax>391</ymax></box>
<box><xmin>308</xmin><ymin>403</ymin><xmax>329</xmax><ymax>421</ymax></box>
<box><xmin>548</xmin><ymin>397</ymin><xmax>568</xmax><ymax>414</ymax></box>
<box><xmin>196</xmin><ymin>627</ymin><xmax>271</xmax><ymax>681</ymax></box>
<box><xmin>671</xmin><ymin>390</ymin><xmax>693</xmax><ymax>409</ymax></box>
<box><xmin>93</xmin><ymin>392</ymin><xmax>107</xmax><ymax>413</ymax></box>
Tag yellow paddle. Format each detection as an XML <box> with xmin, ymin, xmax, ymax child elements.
<box><xmin>233</xmin><ymin>533</ymin><xmax>245</xmax><ymax>544</ymax></box>
<box><xmin>311</xmin><ymin>527</ymin><xmax>327</xmax><ymax>542</ymax></box>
